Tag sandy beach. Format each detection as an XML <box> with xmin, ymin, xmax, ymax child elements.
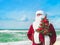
<box><xmin>0</xmin><ymin>30</ymin><xmax>59</xmax><ymax>45</ymax></box>
<box><xmin>54</xmin><ymin>36</ymin><xmax>60</xmax><ymax>45</ymax></box>
<box><xmin>0</xmin><ymin>36</ymin><xmax>59</xmax><ymax>45</ymax></box>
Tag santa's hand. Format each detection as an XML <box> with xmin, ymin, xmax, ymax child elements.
<box><xmin>36</xmin><ymin>30</ymin><xmax>39</xmax><ymax>32</ymax></box>
<box><xmin>43</xmin><ymin>29</ymin><xmax>49</xmax><ymax>35</ymax></box>
<box><xmin>36</xmin><ymin>30</ymin><xmax>44</xmax><ymax>34</ymax></box>
<box><xmin>47</xmin><ymin>32</ymin><xmax>52</xmax><ymax>36</ymax></box>
<box><xmin>43</xmin><ymin>30</ymin><xmax>52</xmax><ymax>36</ymax></box>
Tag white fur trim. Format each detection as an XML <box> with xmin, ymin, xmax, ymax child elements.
<box><xmin>34</xmin><ymin>31</ymin><xmax>41</xmax><ymax>44</ymax></box>
<box><xmin>33</xmin><ymin>22</ymin><xmax>41</xmax><ymax>44</ymax></box>
<box><xmin>45</xmin><ymin>35</ymin><xmax>50</xmax><ymax>45</ymax></box>
<box><xmin>36</xmin><ymin>10</ymin><xmax>46</xmax><ymax>15</ymax></box>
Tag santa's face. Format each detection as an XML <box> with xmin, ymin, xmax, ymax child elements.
<box><xmin>35</xmin><ymin>13</ymin><xmax>45</xmax><ymax>22</ymax></box>
<box><xmin>33</xmin><ymin>10</ymin><xmax>46</xmax><ymax>31</ymax></box>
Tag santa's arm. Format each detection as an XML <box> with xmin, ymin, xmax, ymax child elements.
<box><xmin>49</xmin><ymin>24</ymin><xmax>56</xmax><ymax>44</ymax></box>
<box><xmin>27</xmin><ymin>25</ymin><xmax>34</xmax><ymax>41</ymax></box>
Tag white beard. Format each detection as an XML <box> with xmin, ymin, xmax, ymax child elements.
<box><xmin>44</xmin><ymin>35</ymin><xmax>50</xmax><ymax>45</ymax></box>
<box><xmin>33</xmin><ymin>15</ymin><xmax>45</xmax><ymax>31</ymax></box>
<box><xmin>33</xmin><ymin>15</ymin><xmax>50</xmax><ymax>45</ymax></box>
<box><xmin>33</xmin><ymin>15</ymin><xmax>45</xmax><ymax>44</ymax></box>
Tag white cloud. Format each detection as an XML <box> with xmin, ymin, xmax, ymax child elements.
<box><xmin>49</xmin><ymin>17</ymin><xmax>60</xmax><ymax>29</ymax></box>
<box><xmin>4</xmin><ymin>10</ymin><xmax>34</xmax><ymax>22</ymax></box>
<box><xmin>19</xmin><ymin>15</ymin><xmax>28</xmax><ymax>21</ymax></box>
<box><xmin>0</xmin><ymin>10</ymin><xmax>34</xmax><ymax>29</ymax></box>
<box><xmin>0</xmin><ymin>20</ymin><xmax>33</xmax><ymax>29</ymax></box>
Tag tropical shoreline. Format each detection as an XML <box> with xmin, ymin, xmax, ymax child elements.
<box><xmin>0</xmin><ymin>30</ymin><xmax>59</xmax><ymax>45</ymax></box>
<box><xmin>54</xmin><ymin>35</ymin><xmax>60</xmax><ymax>45</ymax></box>
<box><xmin>0</xmin><ymin>35</ymin><xmax>59</xmax><ymax>45</ymax></box>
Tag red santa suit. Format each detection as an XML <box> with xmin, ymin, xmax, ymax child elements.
<box><xmin>27</xmin><ymin>10</ymin><xmax>56</xmax><ymax>45</ymax></box>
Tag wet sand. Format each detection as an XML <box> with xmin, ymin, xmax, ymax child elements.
<box><xmin>0</xmin><ymin>37</ymin><xmax>60</xmax><ymax>45</ymax></box>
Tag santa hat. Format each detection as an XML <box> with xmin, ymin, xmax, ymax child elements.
<box><xmin>36</xmin><ymin>10</ymin><xmax>46</xmax><ymax>15</ymax></box>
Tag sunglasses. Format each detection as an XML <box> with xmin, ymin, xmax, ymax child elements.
<box><xmin>37</xmin><ymin>14</ymin><xmax>42</xmax><ymax>16</ymax></box>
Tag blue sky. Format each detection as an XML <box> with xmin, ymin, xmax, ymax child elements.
<box><xmin>0</xmin><ymin>0</ymin><xmax>60</xmax><ymax>29</ymax></box>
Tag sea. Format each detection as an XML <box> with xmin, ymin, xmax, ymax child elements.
<box><xmin>0</xmin><ymin>29</ymin><xmax>60</xmax><ymax>42</ymax></box>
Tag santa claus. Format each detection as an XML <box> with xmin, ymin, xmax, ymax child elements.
<box><xmin>27</xmin><ymin>10</ymin><xmax>56</xmax><ymax>45</ymax></box>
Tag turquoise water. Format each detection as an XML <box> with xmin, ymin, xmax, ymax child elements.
<box><xmin>56</xmin><ymin>30</ymin><xmax>60</xmax><ymax>35</ymax></box>
<box><xmin>0</xmin><ymin>30</ymin><xmax>60</xmax><ymax>42</ymax></box>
